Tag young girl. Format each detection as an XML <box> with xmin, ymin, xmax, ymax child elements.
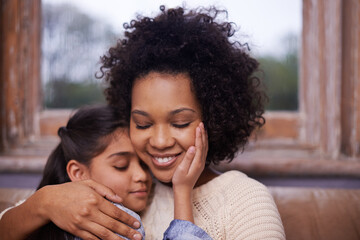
<box><xmin>1</xmin><ymin>105</ymin><xmax>211</xmax><ymax>240</ymax></box>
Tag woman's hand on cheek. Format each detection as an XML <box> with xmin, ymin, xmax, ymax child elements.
<box><xmin>172</xmin><ymin>122</ymin><xmax>208</xmax><ymax>191</ymax></box>
<box><xmin>40</xmin><ymin>180</ymin><xmax>142</xmax><ymax>240</ymax></box>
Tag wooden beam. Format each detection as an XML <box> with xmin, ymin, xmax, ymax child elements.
<box><xmin>300</xmin><ymin>0</ymin><xmax>342</xmax><ymax>159</ymax></box>
<box><xmin>341</xmin><ymin>0</ymin><xmax>360</xmax><ymax>158</ymax></box>
<box><xmin>0</xmin><ymin>0</ymin><xmax>41</xmax><ymax>153</ymax></box>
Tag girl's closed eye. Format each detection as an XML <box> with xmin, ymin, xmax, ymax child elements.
<box><xmin>112</xmin><ymin>158</ymin><xmax>129</xmax><ymax>171</ymax></box>
<box><xmin>114</xmin><ymin>165</ymin><xmax>128</xmax><ymax>171</ymax></box>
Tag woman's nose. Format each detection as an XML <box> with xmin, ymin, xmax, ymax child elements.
<box><xmin>149</xmin><ymin>125</ymin><xmax>175</xmax><ymax>149</ymax></box>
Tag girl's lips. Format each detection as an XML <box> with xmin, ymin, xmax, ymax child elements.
<box><xmin>130</xmin><ymin>190</ymin><xmax>148</xmax><ymax>198</ymax></box>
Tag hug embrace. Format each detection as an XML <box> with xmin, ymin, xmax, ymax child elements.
<box><xmin>0</xmin><ymin>5</ymin><xmax>285</xmax><ymax>240</ymax></box>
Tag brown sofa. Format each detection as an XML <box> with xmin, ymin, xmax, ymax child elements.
<box><xmin>1</xmin><ymin>187</ymin><xmax>360</xmax><ymax>240</ymax></box>
<box><xmin>269</xmin><ymin>187</ymin><xmax>360</xmax><ymax>240</ymax></box>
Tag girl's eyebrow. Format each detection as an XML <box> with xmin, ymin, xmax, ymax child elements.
<box><xmin>107</xmin><ymin>152</ymin><xmax>134</xmax><ymax>159</ymax></box>
<box><xmin>131</xmin><ymin>108</ymin><xmax>196</xmax><ymax>117</ymax></box>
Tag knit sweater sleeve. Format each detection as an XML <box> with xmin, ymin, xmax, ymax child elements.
<box><xmin>193</xmin><ymin>171</ymin><xmax>285</xmax><ymax>240</ymax></box>
<box><xmin>226</xmin><ymin>174</ymin><xmax>285</xmax><ymax>239</ymax></box>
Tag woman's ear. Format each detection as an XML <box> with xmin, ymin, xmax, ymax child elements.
<box><xmin>67</xmin><ymin>160</ymin><xmax>90</xmax><ymax>182</ymax></box>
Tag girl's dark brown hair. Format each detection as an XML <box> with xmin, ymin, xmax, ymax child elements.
<box><xmin>27</xmin><ymin>105</ymin><xmax>127</xmax><ymax>240</ymax></box>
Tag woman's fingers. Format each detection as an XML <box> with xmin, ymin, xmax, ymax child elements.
<box><xmin>98</xmin><ymin>200</ymin><xmax>141</xmax><ymax>231</ymax></box>
<box><xmin>45</xmin><ymin>181</ymin><xmax>142</xmax><ymax>240</ymax></box>
<box><xmin>84</xmin><ymin>179</ymin><xmax>123</xmax><ymax>203</ymax></box>
<box><xmin>86</xmin><ymin>205</ymin><xmax>142</xmax><ymax>240</ymax></box>
<box><xmin>84</xmin><ymin>180</ymin><xmax>141</xmax><ymax>229</ymax></box>
<box><xmin>73</xmin><ymin>219</ymin><xmax>140</xmax><ymax>240</ymax></box>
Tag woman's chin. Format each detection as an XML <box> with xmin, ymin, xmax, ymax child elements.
<box><xmin>154</xmin><ymin>172</ymin><xmax>174</xmax><ymax>184</ymax></box>
<box><xmin>149</xmin><ymin>166</ymin><xmax>177</xmax><ymax>184</ymax></box>
<box><xmin>157</xmin><ymin>176</ymin><xmax>173</xmax><ymax>183</ymax></box>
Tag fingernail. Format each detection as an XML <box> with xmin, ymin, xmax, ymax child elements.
<box><xmin>133</xmin><ymin>233</ymin><xmax>142</xmax><ymax>240</ymax></box>
<box><xmin>115</xmin><ymin>195</ymin><xmax>122</xmax><ymax>202</ymax></box>
<box><xmin>189</xmin><ymin>146</ymin><xmax>195</xmax><ymax>153</ymax></box>
<box><xmin>133</xmin><ymin>221</ymin><xmax>141</xmax><ymax>229</ymax></box>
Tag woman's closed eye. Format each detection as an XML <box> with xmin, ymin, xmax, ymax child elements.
<box><xmin>172</xmin><ymin>122</ymin><xmax>191</xmax><ymax>128</ymax></box>
<box><xmin>136</xmin><ymin>124</ymin><xmax>151</xmax><ymax>130</ymax></box>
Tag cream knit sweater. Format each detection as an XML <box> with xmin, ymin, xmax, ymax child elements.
<box><xmin>141</xmin><ymin>170</ymin><xmax>285</xmax><ymax>240</ymax></box>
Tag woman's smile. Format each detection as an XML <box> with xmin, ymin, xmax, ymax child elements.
<box><xmin>151</xmin><ymin>153</ymin><xmax>181</xmax><ymax>166</ymax></box>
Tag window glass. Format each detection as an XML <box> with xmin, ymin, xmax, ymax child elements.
<box><xmin>42</xmin><ymin>0</ymin><xmax>301</xmax><ymax>110</ymax></box>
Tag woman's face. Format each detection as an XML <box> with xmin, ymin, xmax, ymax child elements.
<box><xmin>130</xmin><ymin>72</ymin><xmax>202</xmax><ymax>183</ymax></box>
<box><xmin>88</xmin><ymin>129</ymin><xmax>152</xmax><ymax>212</ymax></box>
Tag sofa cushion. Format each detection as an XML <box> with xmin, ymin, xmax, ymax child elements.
<box><xmin>1</xmin><ymin>187</ymin><xmax>360</xmax><ymax>240</ymax></box>
<box><xmin>270</xmin><ymin>187</ymin><xmax>360</xmax><ymax>240</ymax></box>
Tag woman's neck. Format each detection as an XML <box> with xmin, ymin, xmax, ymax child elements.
<box><xmin>194</xmin><ymin>167</ymin><xmax>219</xmax><ymax>188</ymax></box>
<box><xmin>161</xmin><ymin>167</ymin><xmax>219</xmax><ymax>188</ymax></box>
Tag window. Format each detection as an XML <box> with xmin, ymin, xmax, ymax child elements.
<box><xmin>1</xmin><ymin>0</ymin><xmax>359</xmax><ymax>176</ymax></box>
<box><xmin>41</xmin><ymin>0</ymin><xmax>301</xmax><ymax>111</ymax></box>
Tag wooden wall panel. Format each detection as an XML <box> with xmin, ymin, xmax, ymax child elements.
<box><xmin>0</xmin><ymin>0</ymin><xmax>41</xmax><ymax>153</ymax></box>
<box><xmin>300</xmin><ymin>0</ymin><xmax>342</xmax><ymax>159</ymax></box>
<box><xmin>341</xmin><ymin>0</ymin><xmax>360</xmax><ymax>158</ymax></box>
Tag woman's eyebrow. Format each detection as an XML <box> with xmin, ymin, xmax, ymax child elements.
<box><xmin>131</xmin><ymin>110</ymin><xmax>149</xmax><ymax>116</ymax></box>
<box><xmin>132</xmin><ymin>108</ymin><xmax>196</xmax><ymax>116</ymax></box>
<box><xmin>170</xmin><ymin>108</ymin><xmax>196</xmax><ymax>115</ymax></box>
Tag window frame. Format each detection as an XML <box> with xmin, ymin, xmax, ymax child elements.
<box><xmin>1</xmin><ymin>0</ymin><xmax>359</xmax><ymax>175</ymax></box>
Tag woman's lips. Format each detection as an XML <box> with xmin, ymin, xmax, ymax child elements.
<box><xmin>151</xmin><ymin>153</ymin><xmax>181</xmax><ymax>167</ymax></box>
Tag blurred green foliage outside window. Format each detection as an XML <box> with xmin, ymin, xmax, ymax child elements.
<box><xmin>42</xmin><ymin>2</ymin><xmax>299</xmax><ymax>111</ymax></box>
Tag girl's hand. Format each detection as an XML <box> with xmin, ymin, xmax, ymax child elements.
<box><xmin>171</xmin><ymin>122</ymin><xmax>208</xmax><ymax>222</ymax></box>
<box><xmin>172</xmin><ymin>122</ymin><xmax>208</xmax><ymax>192</ymax></box>
<box><xmin>35</xmin><ymin>180</ymin><xmax>142</xmax><ymax>240</ymax></box>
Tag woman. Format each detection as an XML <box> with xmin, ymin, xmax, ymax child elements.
<box><xmin>98</xmin><ymin>6</ymin><xmax>284</xmax><ymax>239</ymax></box>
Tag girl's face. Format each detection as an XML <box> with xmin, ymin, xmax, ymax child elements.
<box><xmin>130</xmin><ymin>72</ymin><xmax>202</xmax><ymax>183</ymax></box>
<box><xmin>88</xmin><ymin>129</ymin><xmax>152</xmax><ymax>212</ymax></box>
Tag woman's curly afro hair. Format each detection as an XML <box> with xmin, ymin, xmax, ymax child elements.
<box><xmin>99</xmin><ymin>5</ymin><xmax>267</xmax><ymax>165</ymax></box>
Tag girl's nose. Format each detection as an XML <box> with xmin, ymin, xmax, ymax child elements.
<box><xmin>133</xmin><ymin>162</ymin><xmax>149</xmax><ymax>182</ymax></box>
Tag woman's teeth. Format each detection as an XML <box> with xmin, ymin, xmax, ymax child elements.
<box><xmin>154</xmin><ymin>156</ymin><xmax>174</xmax><ymax>163</ymax></box>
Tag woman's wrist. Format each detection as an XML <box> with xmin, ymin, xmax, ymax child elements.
<box><xmin>28</xmin><ymin>186</ymin><xmax>53</xmax><ymax>225</ymax></box>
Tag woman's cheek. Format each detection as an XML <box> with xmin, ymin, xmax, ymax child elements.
<box><xmin>179</xmin><ymin>127</ymin><xmax>197</xmax><ymax>147</ymax></box>
<box><xmin>130</xmin><ymin>129</ymin><xmax>142</xmax><ymax>148</ymax></box>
